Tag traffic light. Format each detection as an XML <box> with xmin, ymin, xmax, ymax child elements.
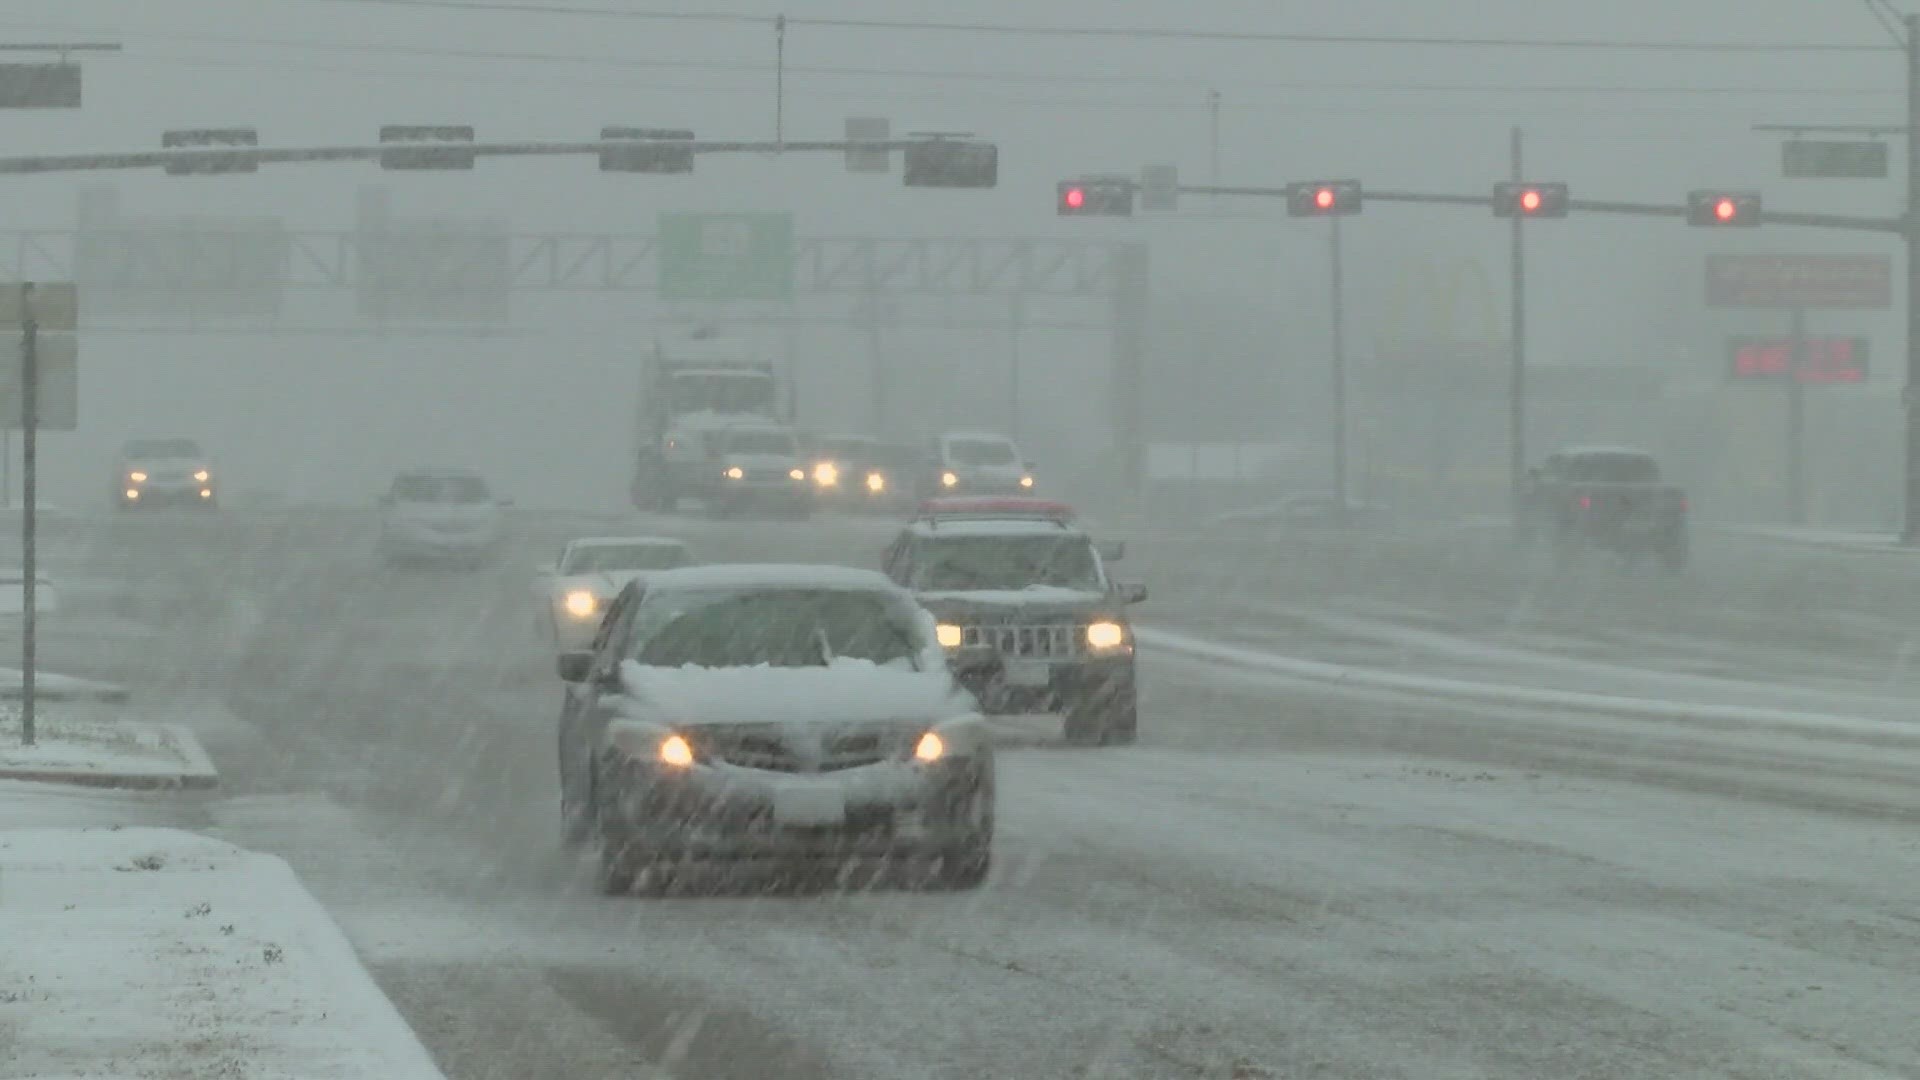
<box><xmin>162</xmin><ymin>128</ymin><xmax>259</xmax><ymax>175</ymax></box>
<box><xmin>599</xmin><ymin>127</ymin><xmax>694</xmax><ymax>174</ymax></box>
<box><xmin>1056</xmin><ymin>178</ymin><xmax>1133</xmax><ymax>216</ymax></box>
<box><xmin>903</xmin><ymin>136</ymin><xmax>998</xmax><ymax>188</ymax></box>
<box><xmin>1492</xmin><ymin>181</ymin><xmax>1568</xmax><ymax>218</ymax></box>
<box><xmin>1687</xmin><ymin>190</ymin><xmax>1761</xmax><ymax>227</ymax></box>
<box><xmin>379</xmin><ymin>125</ymin><xmax>476</xmax><ymax>170</ymax></box>
<box><xmin>1285</xmin><ymin>180</ymin><xmax>1361</xmax><ymax>217</ymax></box>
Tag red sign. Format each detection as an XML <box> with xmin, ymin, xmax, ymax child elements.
<box><xmin>1727</xmin><ymin>336</ymin><xmax>1870</xmax><ymax>385</ymax></box>
<box><xmin>1705</xmin><ymin>255</ymin><xmax>1891</xmax><ymax>309</ymax></box>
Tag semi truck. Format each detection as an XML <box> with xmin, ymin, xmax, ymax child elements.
<box><xmin>628</xmin><ymin>326</ymin><xmax>798</xmax><ymax>511</ymax></box>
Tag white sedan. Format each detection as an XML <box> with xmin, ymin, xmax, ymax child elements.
<box><xmin>534</xmin><ymin>536</ymin><xmax>693</xmax><ymax>650</ymax></box>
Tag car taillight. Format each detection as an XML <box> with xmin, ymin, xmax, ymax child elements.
<box><xmin>1678</xmin><ymin>496</ymin><xmax>1689</xmax><ymax>512</ymax></box>
<box><xmin>1578</xmin><ymin>495</ymin><xmax>1593</xmax><ymax>510</ymax></box>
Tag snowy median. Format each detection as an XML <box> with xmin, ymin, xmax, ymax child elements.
<box><xmin>1140</xmin><ymin>627</ymin><xmax>1920</xmax><ymax>744</ymax></box>
<box><xmin>0</xmin><ymin>708</ymin><xmax>217</xmax><ymax>789</ymax></box>
<box><xmin>0</xmin><ymin>827</ymin><xmax>447</xmax><ymax>1080</ymax></box>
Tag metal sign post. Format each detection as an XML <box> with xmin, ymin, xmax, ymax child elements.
<box><xmin>0</xmin><ymin>282</ymin><xmax>76</xmax><ymax>748</ymax></box>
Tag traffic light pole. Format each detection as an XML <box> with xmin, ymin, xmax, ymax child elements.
<box><xmin>1905</xmin><ymin>13</ymin><xmax>1920</xmax><ymax>544</ymax></box>
<box><xmin>1330</xmin><ymin>216</ymin><xmax>1349</xmax><ymax>509</ymax></box>
<box><xmin>1509</xmin><ymin>127</ymin><xmax>1528</xmax><ymax>521</ymax></box>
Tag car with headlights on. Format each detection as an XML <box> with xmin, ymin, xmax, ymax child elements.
<box><xmin>114</xmin><ymin>437</ymin><xmax>218</xmax><ymax>510</ymax></box>
<box><xmin>534</xmin><ymin>536</ymin><xmax>693</xmax><ymax>651</ymax></box>
<box><xmin>377</xmin><ymin>467</ymin><xmax>510</xmax><ymax>567</ymax></box>
<box><xmin>882</xmin><ymin>498</ymin><xmax>1146</xmax><ymax>746</ymax></box>
<box><xmin>555</xmin><ymin>564</ymin><xmax>997</xmax><ymax>895</ymax></box>
<box><xmin>919</xmin><ymin>431</ymin><xmax>1037</xmax><ymax>498</ymax></box>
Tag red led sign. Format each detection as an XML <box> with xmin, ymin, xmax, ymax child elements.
<box><xmin>1727</xmin><ymin>336</ymin><xmax>1869</xmax><ymax>386</ymax></box>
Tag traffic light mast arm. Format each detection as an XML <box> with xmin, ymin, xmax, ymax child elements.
<box><xmin>1178</xmin><ymin>184</ymin><xmax>1901</xmax><ymax>232</ymax></box>
<box><xmin>0</xmin><ymin>138</ymin><xmax>967</xmax><ymax>176</ymax></box>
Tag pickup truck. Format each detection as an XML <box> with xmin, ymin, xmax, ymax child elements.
<box><xmin>1519</xmin><ymin>446</ymin><xmax>1688</xmax><ymax>570</ymax></box>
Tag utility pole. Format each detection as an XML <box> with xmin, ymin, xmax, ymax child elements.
<box><xmin>1008</xmin><ymin>293</ymin><xmax>1025</xmax><ymax>441</ymax></box>
<box><xmin>1330</xmin><ymin>216</ymin><xmax>1349</xmax><ymax>508</ymax></box>
<box><xmin>19</xmin><ymin>284</ymin><xmax>36</xmax><ymax>747</ymax></box>
<box><xmin>1509</xmin><ymin>126</ymin><xmax>1528</xmax><ymax>518</ymax></box>
<box><xmin>1905</xmin><ymin>13</ymin><xmax>1920</xmax><ymax>543</ymax></box>
<box><xmin>774</xmin><ymin>14</ymin><xmax>787</xmax><ymax>148</ymax></box>
<box><xmin>1788</xmin><ymin>307</ymin><xmax>1809</xmax><ymax>526</ymax></box>
<box><xmin>1208</xmin><ymin>89</ymin><xmax>1221</xmax><ymax>190</ymax></box>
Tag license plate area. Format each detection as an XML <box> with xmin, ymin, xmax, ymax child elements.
<box><xmin>1003</xmin><ymin>659</ymin><xmax>1051</xmax><ymax>687</ymax></box>
<box><xmin>773</xmin><ymin>784</ymin><xmax>847</xmax><ymax>827</ymax></box>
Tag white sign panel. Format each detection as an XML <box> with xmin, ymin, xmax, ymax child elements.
<box><xmin>0</xmin><ymin>333</ymin><xmax>79</xmax><ymax>430</ymax></box>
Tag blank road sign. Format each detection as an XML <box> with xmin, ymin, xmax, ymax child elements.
<box><xmin>0</xmin><ymin>333</ymin><xmax>79</xmax><ymax>430</ymax></box>
<box><xmin>659</xmin><ymin>213</ymin><xmax>795</xmax><ymax>300</ymax></box>
<box><xmin>0</xmin><ymin>284</ymin><xmax>78</xmax><ymax>330</ymax></box>
<box><xmin>0</xmin><ymin>63</ymin><xmax>81</xmax><ymax>108</ymax></box>
<box><xmin>1705</xmin><ymin>254</ymin><xmax>1891</xmax><ymax>309</ymax></box>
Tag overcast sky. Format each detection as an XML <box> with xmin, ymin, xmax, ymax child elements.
<box><xmin>0</xmin><ymin>1</ymin><xmax>1905</xmax><ymax>506</ymax></box>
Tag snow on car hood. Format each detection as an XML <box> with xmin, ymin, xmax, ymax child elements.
<box><xmin>556</xmin><ymin>570</ymin><xmax>652</xmax><ymax>597</ymax></box>
<box><xmin>619</xmin><ymin>657</ymin><xmax>974</xmax><ymax>728</ymax></box>
<box><xmin>917</xmin><ymin>587</ymin><xmax>1109</xmax><ymax>613</ymax></box>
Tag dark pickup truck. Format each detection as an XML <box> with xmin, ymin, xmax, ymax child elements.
<box><xmin>1519</xmin><ymin>447</ymin><xmax>1689</xmax><ymax>570</ymax></box>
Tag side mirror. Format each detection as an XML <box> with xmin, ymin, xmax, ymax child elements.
<box><xmin>1097</xmin><ymin>540</ymin><xmax>1126</xmax><ymax>562</ymax></box>
<box><xmin>556</xmin><ymin>651</ymin><xmax>593</xmax><ymax>683</ymax></box>
<box><xmin>1116</xmin><ymin>583</ymin><xmax>1148</xmax><ymax>604</ymax></box>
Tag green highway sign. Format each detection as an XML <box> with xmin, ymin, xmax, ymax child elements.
<box><xmin>659</xmin><ymin>213</ymin><xmax>795</xmax><ymax>301</ymax></box>
<box><xmin>1781</xmin><ymin>139</ymin><xmax>1888</xmax><ymax>180</ymax></box>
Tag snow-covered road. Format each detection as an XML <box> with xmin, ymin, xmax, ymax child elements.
<box><xmin>7</xmin><ymin>506</ymin><xmax>1919</xmax><ymax>1078</ymax></box>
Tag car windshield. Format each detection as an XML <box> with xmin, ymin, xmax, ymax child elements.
<box><xmin>948</xmin><ymin>438</ymin><xmax>1017</xmax><ymax>466</ymax></box>
<box><xmin>124</xmin><ymin>438</ymin><xmax>202</xmax><ymax>459</ymax></box>
<box><xmin>392</xmin><ymin>475</ymin><xmax>491</xmax><ymax>503</ymax></box>
<box><xmin>1565</xmin><ymin>453</ymin><xmax>1659</xmax><ymax>482</ymax></box>
<box><xmin>908</xmin><ymin>534</ymin><xmax>1103</xmax><ymax>592</ymax></box>
<box><xmin>726</xmin><ymin>432</ymin><xmax>796</xmax><ymax>455</ymax></box>
<box><xmin>629</xmin><ymin>587</ymin><xmax>921</xmax><ymax>668</ymax></box>
<box><xmin>564</xmin><ymin>544</ymin><xmax>687</xmax><ymax>573</ymax></box>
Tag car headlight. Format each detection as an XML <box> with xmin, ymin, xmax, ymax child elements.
<box><xmin>724</xmin><ymin>466</ymin><xmax>744</xmax><ymax>480</ymax></box>
<box><xmin>1019</xmin><ymin>475</ymin><xmax>1035</xmax><ymax>489</ymax></box>
<box><xmin>941</xmin><ymin>471</ymin><xmax>959</xmax><ymax>488</ymax></box>
<box><xmin>913</xmin><ymin>731</ymin><xmax>945</xmax><ymax>763</ymax></box>
<box><xmin>865</xmin><ymin>471</ymin><xmax>886</xmax><ymax>493</ymax></box>
<box><xmin>659</xmin><ymin>734</ymin><xmax>695</xmax><ymax>768</ymax></box>
<box><xmin>563</xmin><ymin>590</ymin><xmax>597</xmax><ymax>619</ymax></box>
<box><xmin>935</xmin><ymin>623</ymin><xmax>964</xmax><ymax>649</ymax></box>
<box><xmin>193</xmin><ymin>469</ymin><xmax>210</xmax><ymax>483</ymax></box>
<box><xmin>814</xmin><ymin>461</ymin><xmax>839</xmax><ymax>487</ymax></box>
<box><xmin>1086</xmin><ymin>621</ymin><xmax>1127</xmax><ymax>649</ymax></box>
<box><xmin>790</xmin><ymin>468</ymin><xmax>807</xmax><ymax>480</ymax></box>
<box><xmin>128</xmin><ymin>471</ymin><xmax>148</xmax><ymax>483</ymax></box>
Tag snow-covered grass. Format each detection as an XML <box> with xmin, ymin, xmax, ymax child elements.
<box><xmin>0</xmin><ymin>827</ymin><xmax>446</xmax><ymax>1080</ymax></box>
<box><xmin>0</xmin><ymin>707</ymin><xmax>216</xmax><ymax>788</ymax></box>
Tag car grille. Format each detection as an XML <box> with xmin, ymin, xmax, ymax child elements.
<box><xmin>695</xmin><ymin>728</ymin><xmax>896</xmax><ymax>773</ymax></box>
<box><xmin>958</xmin><ymin>622</ymin><xmax>1082</xmax><ymax>658</ymax></box>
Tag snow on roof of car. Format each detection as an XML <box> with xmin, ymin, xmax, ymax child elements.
<box><xmin>908</xmin><ymin>518</ymin><xmax>1083</xmax><ymax>538</ymax></box>
<box><xmin>639</xmin><ymin>564</ymin><xmax>899</xmax><ymax>593</ymax></box>
<box><xmin>941</xmin><ymin>430</ymin><xmax>1016</xmax><ymax>444</ymax></box>
<box><xmin>1557</xmin><ymin>445</ymin><xmax>1653</xmax><ymax>458</ymax></box>
<box><xmin>569</xmin><ymin>536</ymin><xmax>687</xmax><ymax>549</ymax></box>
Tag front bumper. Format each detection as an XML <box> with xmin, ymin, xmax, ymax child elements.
<box><xmin>959</xmin><ymin>652</ymin><xmax>1134</xmax><ymax>713</ymax></box>
<box><xmin>600</xmin><ymin>757</ymin><xmax>988</xmax><ymax>859</ymax></box>
<box><xmin>123</xmin><ymin>480</ymin><xmax>215</xmax><ymax>505</ymax></box>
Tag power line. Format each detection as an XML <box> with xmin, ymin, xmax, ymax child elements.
<box><xmin>298</xmin><ymin>0</ymin><xmax>1894</xmax><ymax>54</ymax></box>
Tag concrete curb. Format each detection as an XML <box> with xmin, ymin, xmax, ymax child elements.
<box><xmin>0</xmin><ymin>721</ymin><xmax>219</xmax><ymax>791</ymax></box>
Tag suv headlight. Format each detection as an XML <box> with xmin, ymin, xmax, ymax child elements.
<box><xmin>193</xmin><ymin>469</ymin><xmax>210</xmax><ymax>483</ymax></box>
<box><xmin>1086</xmin><ymin>621</ymin><xmax>1127</xmax><ymax>650</ymax></box>
<box><xmin>563</xmin><ymin>590</ymin><xmax>598</xmax><ymax>619</ymax></box>
<box><xmin>814</xmin><ymin>461</ymin><xmax>839</xmax><ymax>487</ymax></box>
<box><xmin>935</xmin><ymin>623</ymin><xmax>964</xmax><ymax>649</ymax></box>
<box><xmin>724</xmin><ymin>466</ymin><xmax>745</xmax><ymax>480</ymax></box>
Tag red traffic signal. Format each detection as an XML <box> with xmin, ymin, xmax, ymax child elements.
<box><xmin>1286</xmin><ymin>179</ymin><xmax>1361</xmax><ymax>217</ymax></box>
<box><xmin>1492</xmin><ymin>181</ymin><xmax>1568</xmax><ymax>218</ymax></box>
<box><xmin>1056</xmin><ymin>177</ymin><xmax>1133</xmax><ymax>216</ymax></box>
<box><xmin>1687</xmin><ymin>190</ymin><xmax>1761</xmax><ymax>227</ymax></box>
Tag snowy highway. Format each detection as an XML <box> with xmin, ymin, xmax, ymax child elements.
<box><xmin>11</xmin><ymin>506</ymin><xmax>1920</xmax><ymax>1079</ymax></box>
